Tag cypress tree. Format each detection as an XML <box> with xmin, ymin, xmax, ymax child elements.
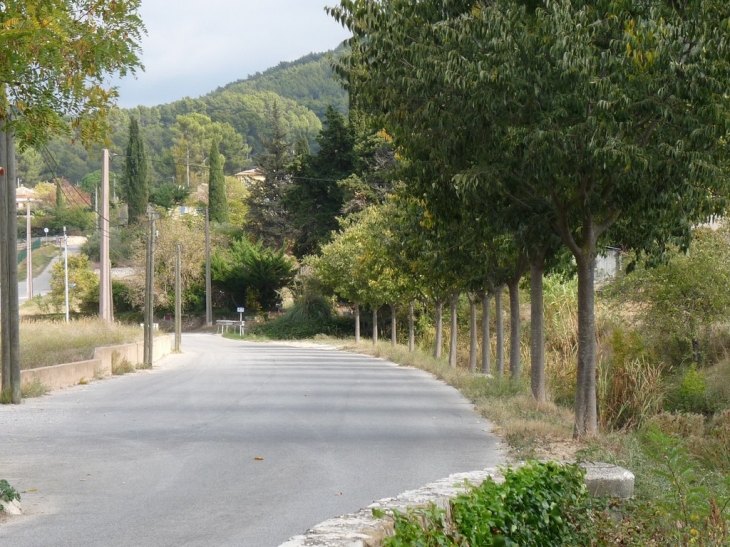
<box><xmin>122</xmin><ymin>118</ymin><xmax>148</xmax><ymax>224</ymax></box>
<box><xmin>208</xmin><ymin>140</ymin><xmax>228</xmax><ymax>224</ymax></box>
<box><xmin>246</xmin><ymin>101</ymin><xmax>292</xmax><ymax>248</ymax></box>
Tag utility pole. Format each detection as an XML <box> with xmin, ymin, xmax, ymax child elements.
<box><xmin>143</xmin><ymin>212</ymin><xmax>156</xmax><ymax>366</ymax></box>
<box><xmin>186</xmin><ymin>143</ymin><xmax>190</xmax><ymax>187</ymax></box>
<box><xmin>99</xmin><ymin>149</ymin><xmax>112</xmax><ymax>322</ymax></box>
<box><xmin>64</xmin><ymin>226</ymin><xmax>69</xmax><ymax>323</ymax></box>
<box><xmin>0</xmin><ymin>124</ymin><xmax>21</xmax><ymax>403</ymax></box>
<box><xmin>205</xmin><ymin>207</ymin><xmax>212</xmax><ymax>326</ymax></box>
<box><xmin>26</xmin><ymin>198</ymin><xmax>32</xmax><ymax>299</ymax></box>
<box><xmin>174</xmin><ymin>243</ymin><xmax>182</xmax><ymax>351</ymax></box>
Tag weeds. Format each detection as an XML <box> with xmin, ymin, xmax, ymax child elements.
<box><xmin>20</xmin><ymin>377</ymin><xmax>50</xmax><ymax>398</ymax></box>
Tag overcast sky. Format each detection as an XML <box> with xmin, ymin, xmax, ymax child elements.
<box><xmin>114</xmin><ymin>0</ymin><xmax>351</xmax><ymax>108</ymax></box>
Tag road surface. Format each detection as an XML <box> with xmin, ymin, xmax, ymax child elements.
<box><xmin>0</xmin><ymin>334</ymin><xmax>504</xmax><ymax>546</ymax></box>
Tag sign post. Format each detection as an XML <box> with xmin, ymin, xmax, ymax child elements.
<box><xmin>237</xmin><ymin>307</ymin><xmax>245</xmax><ymax>336</ymax></box>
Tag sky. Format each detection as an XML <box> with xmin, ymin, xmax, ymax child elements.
<box><xmin>114</xmin><ymin>0</ymin><xmax>352</xmax><ymax>109</ymax></box>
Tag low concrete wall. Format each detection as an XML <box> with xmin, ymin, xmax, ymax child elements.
<box><xmin>21</xmin><ymin>335</ymin><xmax>173</xmax><ymax>392</ymax></box>
<box><xmin>21</xmin><ymin>359</ymin><xmax>101</xmax><ymax>391</ymax></box>
<box><xmin>279</xmin><ymin>463</ymin><xmax>635</xmax><ymax>547</ymax></box>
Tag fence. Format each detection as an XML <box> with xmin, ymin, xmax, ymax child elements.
<box><xmin>16</xmin><ymin>237</ymin><xmax>43</xmax><ymax>265</ymax></box>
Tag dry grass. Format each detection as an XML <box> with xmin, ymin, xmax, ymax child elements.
<box><xmin>19</xmin><ymin>318</ymin><xmax>143</xmax><ymax>370</ymax></box>
<box><xmin>18</xmin><ymin>245</ymin><xmax>59</xmax><ymax>281</ymax></box>
<box><xmin>336</xmin><ymin>339</ymin><xmax>579</xmax><ymax>460</ymax></box>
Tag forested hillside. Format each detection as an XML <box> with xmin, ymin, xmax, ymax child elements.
<box><xmin>18</xmin><ymin>49</ymin><xmax>348</xmax><ymax>187</ymax></box>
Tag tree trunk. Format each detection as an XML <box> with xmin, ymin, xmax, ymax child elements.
<box><xmin>530</xmin><ymin>258</ymin><xmax>546</xmax><ymax>402</ymax></box>
<box><xmin>0</xmin><ymin>127</ymin><xmax>20</xmax><ymax>404</ymax></box>
<box><xmin>390</xmin><ymin>303</ymin><xmax>397</xmax><ymax>347</ymax></box>
<box><xmin>574</xmin><ymin>255</ymin><xmax>598</xmax><ymax>438</ymax></box>
<box><xmin>481</xmin><ymin>292</ymin><xmax>492</xmax><ymax>374</ymax></box>
<box><xmin>495</xmin><ymin>285</ymin><xmax>505</xmax><ymax>376</ymax></box>
<box><xmin>468</xmin><ymin>294</ymin><xmax>477</xmax><ymax>372</ymax></box>
<box><xmin>408</xmin><ymin>301</ymin><xmax>415</xmax><ymax>353</ymax></box>
<box><xmin>354</xmin><ymin>302</ymin><xmax>360</xmax><ymax>344</ymax></box>
<box><xmin>449</xmin><ymin>292</ymin><xmax>458</xmax><ymax>368</ymax></box>
<box><xmin>372</xmin><ymin>308</ymin><xmax>378</xmax><ymax>346</ymax></box>
<box><xmin>434</xmin><ymin>300</ymin><xmax>443</xmax><ymax>358</ymax></box>
<box><xmin>508</xmin><ymin>280</ymin><xmax>521</xmax><ymax>381</ymax></box>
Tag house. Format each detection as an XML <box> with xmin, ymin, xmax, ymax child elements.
<box><xmin>234</xmin><ymin>168</ymin><xmax>265</xmax><ymax>185</ymax></box>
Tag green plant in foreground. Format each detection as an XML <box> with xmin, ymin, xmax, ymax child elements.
<box><xmin>0</xmin><ymin>479</ymin><xmax>20</xmax><ymax>512</ymax></box>
<box><xmin>644</xmin><ymin>427</ymin><xmax>730</xmax><ymax>546</ymax></box>
<box><xmin>378</xmin><ymin>462</ymin><xmax>593</xmax><ymax>547</ymax></box>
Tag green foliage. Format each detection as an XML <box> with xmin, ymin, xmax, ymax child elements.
<box><xmin>250</xmin><ymin>294</ymin><xmax>354</xmax><ymax>340</ymax></box>
<box><xmin>381</xmin><ymin>462</ymin><xmax>593</xmax><ymax>547</ymax></box>
<box><xmin>212</xmin><ymin>237</ymin><xmax>296</xmax><ymax>311</ymax></box>
<box><xmin>608</xmin><ymin>227</ymin><xmax>730</xmax><ymax>366</ymax></box>
<box><xmin>0</xmin><ymin>0</ymin><xmax>144</xmax><ymax>148</ymax></box>
<box><xmin>149</xmin><ymin>182</ymin><xmax>189</xmax><ymax>209</ymax></box>
<box><xmin>285</xmin><ymin>105</ymin><xmax>354</xmax><ymax>256</ymax></box>
<box><xmin>245</xmin><ymin>101</ymin><xmax>293</xmax><ymax>248</ymax></box>
<box><xmin>49</xmin><ymin>253</ymin><xmax>99</xmax><ymax>314</ymax></box>
<box><xmin>665</xmin><ymin>365</ymin><xmax>713</xmax><ymax>415</ymax></box>
<box><xmin>0</xmin><ymin>479</ymin><xmax>20</xmax><ymax>509</ymax></box>
<box><xmin>642</xmin><ymin>427</ymin><xmax>730</xmax><ymax>546</ymax></box>
<box><xmin>122</xmin><ymin>118</ymin><xmax>149</xmax><ymax>223</ymax></box>
<box><xmin>207</xmin><ymin>140</ymin><xmax>229</xmax><ymax>224</ymax></box>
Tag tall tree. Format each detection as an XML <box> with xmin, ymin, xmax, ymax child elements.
<box><xmin>0</xmin><ymin>0</ymin><xmax>143</xmax><ymax>404</ymax></box>
<box><xmin>246</xmin><ymin>101</ymin><xmax>292</xmax><ymax>249</ymax></box>
<box><xmin>207</xmin><ymin>140</ymin><xmax>228</xmax><ymax>224</ymax></box>
<box><xmin>285</xmin><ymin>105</ymin><xmax>355</xmax><ymax>257</ymax></box>
<box><xmin>329</xmin><ymin>0</ymin><xmax>730</xmax><ymax>438</ymax></box>
<box><xmin>122</xmin><ymin>118</ymin><xmax>148</xmax><ymax>224</ymax></box>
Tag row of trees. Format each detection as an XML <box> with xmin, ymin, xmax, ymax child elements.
<box><xmin>317</xmin><ymin>0</ymin><xmax>730</xmax><ymax>437</ymax></box>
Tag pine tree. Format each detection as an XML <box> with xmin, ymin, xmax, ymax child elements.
<box><xmin>246</xmin><ymin>101</ymin><xmax>292</xmax><ymax>249</ymax></box>
<box><xmin>122</xmin><ymin>118</ymin><xmax>148</xmax><ymax>224</ymax></box>
<box><xmin>207</xmin><ymin>140</ymin><xmax>229</xmax><ymax>224</ymax></box>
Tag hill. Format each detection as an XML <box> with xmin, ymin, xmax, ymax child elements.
<box><xmin>20</xmin><ymin>49</ymin><xmax>349</xmax><ymax>187</ymax></box>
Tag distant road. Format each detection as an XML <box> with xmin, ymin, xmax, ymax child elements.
<box><xmin>19</xmin><ymin>238</ymin><xmax>83</xmax><ymax>303</ymax></box>
<box><xmin>0</xmin><ymin>335</ymin><xmax>504</xmax><ymax>547</ymax></box>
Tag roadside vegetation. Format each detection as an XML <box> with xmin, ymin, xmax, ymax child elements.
<box><xmin>239</xmin><ymin>225</ymin><xmax>730</xmax><ymax>545</ymax></box>
<box><xmin>19</xmin><ymin>318</ymin><xmax>143</xmax><ymax>371</ymax></box>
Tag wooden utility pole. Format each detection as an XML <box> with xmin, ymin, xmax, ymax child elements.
<box><xmin>143</xmin><ymin>213</ymin><xmax>156</xmax><ymax>366</ymax></box>
<box><xmin>0</xmin><ymin>125</ymin><xmax>21</xmax><ymax>403</ymax></box>
<box><xmin>174</xmin><ymin>243</ymin><xmax>182</xmax><ymax>352</ymax></box>
<box><xmin>205</xmin><ymin>207</ymin><xmax>212</xmax><ymax>327</ymax></box>
<box><xmin>25</xmin><ymin>198</ymin><xmax>32</xmax><ymax>299</ymax></box>
<box><xmin>99</xmin><ymin>149</ymin><xmax>112</xmax><ymax>322</ymax></box>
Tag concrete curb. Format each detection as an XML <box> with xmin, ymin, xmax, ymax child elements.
<box><xmin>0</xmin><ymin>497</ymin><xmax>22</xmax><ymax>516</ymax></box>
<box><xmin>279</xmin><ymin>462</ymin><xmax>634</xmax><ymax>547</ymax></box>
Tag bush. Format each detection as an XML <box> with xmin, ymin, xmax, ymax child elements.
<box><xmin>0</xmin><ymin>479</ymin><xmax>20</xmax><ymax>511</ymax></box>
<box><xmin>665</xmin><ymin>364</ymin><xmax>714</xmax><ymax>415</ymax></box>
<box><xmin>380</xmin><ymin>461</ymin><xmax>593</xmax><ymax>547</ymax></box>
<box><xmin>249</xmin><ymin>295</ymin><xmax>354</xmax><ymax>339</ymax></box>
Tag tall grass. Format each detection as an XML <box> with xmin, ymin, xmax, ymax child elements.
<box><xmin>18</xmin><ymin>318</ymin><xmax>143</xmax><ymax>370</ymax></box>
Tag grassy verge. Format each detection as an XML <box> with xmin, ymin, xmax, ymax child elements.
<box><xmin>18</xmin><ymin>245</ymin><xmax>59</xmax><ymax>281</ymax></box>
<box><xmin>19</xmin><ymin>318</ymin><xmax>144</xmax><ymax>370</ymax></box>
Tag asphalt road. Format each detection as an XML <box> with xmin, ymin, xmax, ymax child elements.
<box><xmin>0</xmin><ymin>334</ymin><xmax>504</xmax><ymax>546</ymax></box>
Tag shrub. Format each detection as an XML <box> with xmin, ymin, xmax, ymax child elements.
<box><xmin>0</xmin><ymin>479</ymin><xmax>20</xmax><ymax>513</ymax></box>
<box><xmin>249</xmin><ymin>295</ymin><xmax>354</xmax><ymax>340</ymax></box>
<box><xmin>665</xmin><ymin>364</ymin><xmax>714</xmax><ymax>415</ymax></box>
<box><xmin>380</xmin><ymin>462</ymin><xmax>593</xmax><ymax>547</ymax></box>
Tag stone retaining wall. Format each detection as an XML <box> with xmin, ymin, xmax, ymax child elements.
<box><xmin>279</xmin><ymin>463</ymin><xmax>634</xmax><ymax>547</ymax></box>
<box><xmin>20</xmin><ymin>335</ymin><xmax>172</xmax><ymax>391</ymax></box>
